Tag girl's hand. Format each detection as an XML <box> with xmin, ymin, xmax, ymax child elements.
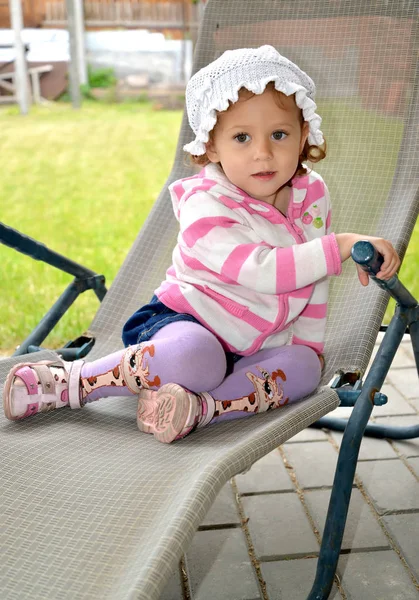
<box><xmin>335</xmin><ymin>233</ymin><xmax>400</xmax><ymax>286</ymax></box>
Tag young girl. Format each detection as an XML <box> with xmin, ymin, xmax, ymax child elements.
<box><xmin>3</xmin><ymin>45</ymin><xmax>400</xmax><ymax>443</ymax></box>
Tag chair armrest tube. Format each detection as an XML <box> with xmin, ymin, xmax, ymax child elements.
<box><xmin>351</xmin><ymin>240</ymin><xmax>417</xmax><ymax>308</ymax></box>
<box><xmin>12</xmin><ymin>275</ymin><xmax>106</xmax><ymax>356</ymax></box>
<box><xmin>0</xmin><ymin>222</ymin><xmax>97</xmax><ymax>280</ymax></box>
<box><xmin>13</xmin><ymin>281</ymin><xmax>81</xmax><ymax>356</ymax></box>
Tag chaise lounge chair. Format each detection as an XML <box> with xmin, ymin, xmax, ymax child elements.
<box><xmin>1</xmin><ymin>1</ymin><xmax>418</xmax><ymax>598</ymax></box>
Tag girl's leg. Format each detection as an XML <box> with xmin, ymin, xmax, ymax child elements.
<box><xmin>80</xmin><ymin>321</ymin><xmax>226</xmax><ymax>401</ymax></box>
<box><xmin>207</xmin><ymin>345</ymin><xmax>321</xmax><ymax>424</ymax></box>
<box><xmin>3</xmin><ymin>322</ymin><xmax>227</xmax><ymax>420</ymax></box>
<box><xmin>137</xmin><ymin>344</ymin><xmax>321</xmax><ymax>443</ymax></box>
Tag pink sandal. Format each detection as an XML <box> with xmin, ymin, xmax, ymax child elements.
<box><xmin>3</xmin><ymin>359</ymin><xmax>84</xmax><ymax>421</ymax></box>
<box><xmin>137</xmin><ymin>383</ymin><xmax>206</xmax><ymax>443</ymax></box>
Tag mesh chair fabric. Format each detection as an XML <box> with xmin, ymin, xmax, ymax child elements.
<box><xmin>1</xmin><ymin>1</ymin><xmax>418</xmax><ymax>598</ymax></box>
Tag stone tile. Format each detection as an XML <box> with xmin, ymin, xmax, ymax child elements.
<box><xmin>408</xmin><ymin>397</ymin><xmax>419</xmax><ymax>413</ymax></box>
<box><xmin>400</xmin><ymin>342</ymin><xmax>417</xmax><ymax>365</ymax></box>
<box><xmin>337</xmin><ymin>551</ymin><xmax>419</xmax><ymax>600</ymax></box>
<box><xmin>282</xmin><ymin>441</ymin><xmax>338</xmax><ymax>488</ymax></box>
<box><xmin>371</xmin><ymin>383</ymin><xmax>416</xmax><ymax>416</ymax></box>
<box><xmin>372</xmin><ymin>343</ymin><xmax>415</xmax><ymax>370</ymax></box>
<box><xmin>373</xmin><ymin>416</ymin><xmax>419</xmax><ymax>457</ymax></box>
<box><xmin>327</xmin><ymin>405</ymin><xmax>354</xmax><ymax>419</ymax></box>
<box><xmin>241</xmin><ymin>493</ymin><xmax>318</xmax><ymax>559</ymax></box>
<box><xmin>160</xmin><ymin>566</ymin><xmax>185</xmax><ymax>600</ymax></box>
<box><xmin>261</xmin><ymin>558</ymin><xmax>342</xmax><ymax>600</ymax></box>
<box><xmin>186</xmin><ymin>529</ymin><xmax>261</xmax><ymax>600</ymax></box>
<box><xmin>391</xmin><ymin>346</ymin><xmax>416</xmax><ymax>369</ymax></box>
<box><xmin>387</xmin><ymin>368</ymin><xmax>419</xmax><ymax>400</ymax></box>
<box><xmin>286</xmin><ymin>427</ymin><xmax>328</xmax><ymax>442</ymax></box>
<box><xmin>406</xmin><ymin>456</ymin><xmax>419</xmax><ymax>479</ymax></box>
<box><xmin>356</xmin><ymin>460</ymin><xmax>419</xmax><ymax>514</ymax></box>
<box><xmin>330</xmin><ymin>430</ymin><xmax>398</xmax><ymax>461</ymax></box>
<box><xmin>234</xmin><ymin>450</ymin><xmax>294</xmax><ymax>494</ymax></box>
<box><xmin>382</xmin><ymin>513</ymin><xmax>419</xmax><ymax>581</ymax></box>
<box><xmin>201</xmin><ymin>483</ymin><xmax>240</xmax><ymax>527</ymax></box>
<box><xmin>304</xmin><ymin>489</ymin><xmax>389</xmax><ymax>551</ymax></box>
<box><xmin>375</xmin><ymin>332</ymin><xmax>385</xmax><ymax>344</ymax></box>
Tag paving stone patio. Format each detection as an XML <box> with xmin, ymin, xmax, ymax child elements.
<box><xmin>161</xmin><ymin>334</ymin><xmax>419</xmax><ymax>599</ymax></box>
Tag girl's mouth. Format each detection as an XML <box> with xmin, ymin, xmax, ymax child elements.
<box><xmin>251</xmin><ymin>171</ymin><xmax>276</xmax><ymax>181</ymax></box>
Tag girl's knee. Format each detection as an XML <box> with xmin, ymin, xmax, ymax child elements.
<box><xmin>170</xmin><ymin>326</ymin><xmax>226</xmax><ymax>391</ymax></box>
<box><xmin>182</xmin><ymin>329</ymin><xmax>227</xmax><ymax>390</ymax></box>
<box><xmin>150</xmin><ymin>322</ymin><xmax>227</xmax><ymax>391</ymax></box>
<box><xmin>269</xmin><ymin>344</ymin><xmax>321</xmax><ymax>393</ymax></box>
<box><xmin>291</xmin><ymin>345</ymin><xmax>322</xmax><ymax>387</ymax></box>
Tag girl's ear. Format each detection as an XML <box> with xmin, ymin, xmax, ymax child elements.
<box><xmin>205</xmin><ymin>139</ymin><xmax>220</xmax><ymax>163</ymax></box>
<box><xmin>299</xmin><ymin>121</ymin><xmax>310</xmax><ymax>154</ymax></box>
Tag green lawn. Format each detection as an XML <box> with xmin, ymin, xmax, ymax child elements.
<box><xmin>0</xmin><ymin>102</ymin><xmax>181</xmax><ymax>351</ymax></box>
<box><xmin>0</xmin><ymin>101</ymin><xmax>417</xmax><ymax>353</ymax></box>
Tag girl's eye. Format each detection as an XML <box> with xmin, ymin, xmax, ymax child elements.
<box><xmin>272</xmin><ymin>130</ymin><xmax>287</xmax><ymax>141</ymax></box>
<box><xmin>234</xmin><ymin>133</ymin><xmax>250</xmax><ymax>143</ymax></box>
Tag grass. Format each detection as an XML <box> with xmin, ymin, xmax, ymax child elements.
<box><xmin>0</xmin><ymin>100</ymin><xmax>418</xmax><ymax>353</ymax></box>
<box><xmin>0</xmin><ymin>101</ymin><xmax>181</xmax><ymax>351</ymax></box>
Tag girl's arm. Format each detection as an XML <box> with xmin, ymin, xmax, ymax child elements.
<box><xmin>179</xmin><ymin>193</ymin><xmax>400</xmax><ymax>294</ymax></box>
<box><xmin>335</xmin><ymin>233</ymin><xmax>400</xmax><ymax>284</ymax></box>
<box><xmin>290</xmin><ymin>234</ymin><xmax>400</xmax><ymax>357</ymax></box>
<box><xmin>288</xmin><ymin>187</ymin><xmax>400</xmax><ymax>357</ymax></box>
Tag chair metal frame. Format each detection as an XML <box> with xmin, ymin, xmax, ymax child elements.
<box><xmin>1</xmin><ymin>1</ymin><xmax>418</xmax><ymax>596</ymax></box>
<box><xmin>0</xmin><ymin>222</ymin><xmax>107</xmax><ymax>359</ymax></box>
<box><xmin>308</xmin><ymin>242</ymin><xmax>419</xmax><ymax>598</ymax></box>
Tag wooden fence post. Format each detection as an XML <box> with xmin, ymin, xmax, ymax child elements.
<box><xmin>65</xmin><ymin>0</ymin><xmax>81</xmax><ymax>108</ymax></box>
<box><xmin>9</xmin><ymin>0</ymin><xmax>30</xmax><ymax>114</ymax></box>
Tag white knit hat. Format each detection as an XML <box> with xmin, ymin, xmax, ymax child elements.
<box><xmin>184</xmin><ymin>45</ymin><xmax>324</xmax><ymax>156</ymax></box>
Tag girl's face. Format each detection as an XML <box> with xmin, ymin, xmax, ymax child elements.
<box><xmin>205</xmin><ymin>88</ymin><xmax>309</xmax><ymax>206</ymax></box>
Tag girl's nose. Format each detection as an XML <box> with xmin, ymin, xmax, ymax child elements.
<box><xmin>254</xmin><ymin>139</ymin><xmax>273</xmax><ymax>160</ymax></box>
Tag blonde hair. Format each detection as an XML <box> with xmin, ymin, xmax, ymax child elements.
<box><xmin>188</xmin><ymin>83</ymin><xmax>326</xmax><ymax>178</ymax></box>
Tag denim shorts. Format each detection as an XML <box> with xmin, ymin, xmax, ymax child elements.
<box><xmin>122</xmin><ymin>295</ymin><xmax>242</xmax><ymax>372</ymax></box>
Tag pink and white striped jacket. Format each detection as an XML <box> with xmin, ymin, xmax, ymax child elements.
<box><xmin>155</xmin><ymin>163</ymin><xmax>342</xmax><ymax>356</ymax></box>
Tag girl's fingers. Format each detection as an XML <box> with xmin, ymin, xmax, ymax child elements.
<box><xmin>357</xmin><ymin>264</ymin><xmax>370</xmax><ymax>286</ymax></box>
<box><xmin>370</xmin><ymin>241</ymin><xmax>399</xmax><ymax>280</ymax></box>
<box><xmin>376</xmin><ymin>253</ymin><xmax>400</xmax><ymax>279</ymax></box>
<box><xmin>351</xmin><ymin>237</ymin><xmax>399</xmax><ymax>284</ymax></box>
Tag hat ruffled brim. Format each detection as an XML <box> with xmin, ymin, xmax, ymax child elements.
<box><xmin>184</xmin><ymin>77</ymin><xmax>324</xmax><ymax>156</ymax></box>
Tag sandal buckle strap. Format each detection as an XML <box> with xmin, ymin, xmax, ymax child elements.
<box><xmin>14</xmin><ymin>366</ymin><xmax>38</xmax><ymax>396</ymax></box>
<box><xmin>197</xmin><ymin>392</ymin><xmax>215</xmax><ymax>428</ymax></box>
<box><xmin>68</xmin><ymin>360</ymin><xmax>84</xmax><ymax>409</ymax></box>
<box><xmin>35</xmin><ymin>364</ymin><xmax>56</xmax><ymax>395</ymax></box>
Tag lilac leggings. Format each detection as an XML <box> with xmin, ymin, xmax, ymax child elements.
<box><xmin>80</xmin><ymin>321</ymin><xmax>321</xmax><ymax>421</ymax></box>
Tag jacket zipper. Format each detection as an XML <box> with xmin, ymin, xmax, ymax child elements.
<box><xmin>279</xmin><ymin>209</ymin><xmax>306</xmax><ymax>244</ymax></box>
